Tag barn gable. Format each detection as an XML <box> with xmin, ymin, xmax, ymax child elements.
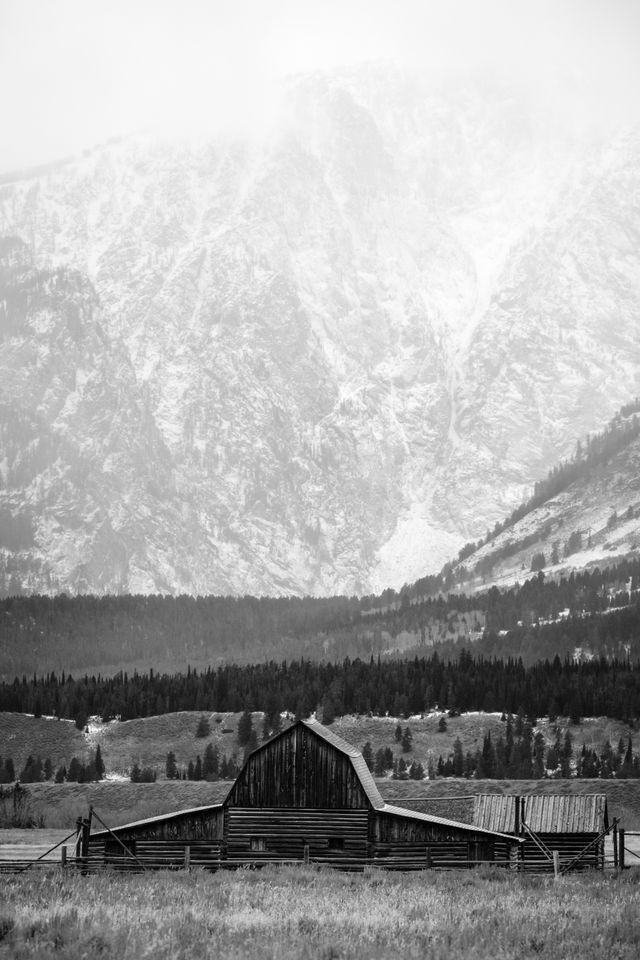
<box><xmin>226</xmin><ymin>719</ymin><xmax>383</xmax><ymax>809</ymax></box>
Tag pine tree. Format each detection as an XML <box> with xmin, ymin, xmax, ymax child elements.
<box><xmin>394</xmin><ymin>723</ymin><xmax>402</xmax><ymax>742</ymax></box>
<box><xmin>237</xmin><ymin>710</ymin><xmax>253</xmax><ymax>746</ymax></box>
<box><xmin>165</xmin><ymin>751</ymin><xmax>178</xmax><ymax>780</ymax></box>
<box><xmin>532</xmin><ymin>732</ymin><xmax>545</xmax><ymax>779</ymax></box>
<box><xmin>203</xmin><ymin>742</ymin><xmax>220</xmax><ymax>778</ymax></box>
<box><xmin>94</xmin><ymin>745</ymin><xmax>105</xmax><ymax>780</ymax></box>
<box><xmin>401</xmin><ymin>727</ymin><xmax>413</xmax><ymax>752</ymax></box>
<box><xmin>452</xmin><ymin>738</ymin><xmax>464</xmax><ymax>777</ymax></box>
<box><xmin>196</xmin><ymin>715</ymin><xmax>210</xmax><ymax>738</ymax></box>
<box><xmin>362</xmin><ymin>742</ymin><xmax>373</xmax><ymax>771</ymax></box>
<box><xmin>374</xmin><ymin>748</ymin><xmax>387</xmax><ymax>776</ymax></box>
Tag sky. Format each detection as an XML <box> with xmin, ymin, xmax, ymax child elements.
<box><xmin>1</xmin><ymin>0</ymin><xmax>639</xmax><ymax>173</ymax></box>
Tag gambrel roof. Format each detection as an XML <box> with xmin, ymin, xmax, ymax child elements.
<box><xmin>301</xmin><ymin>720</ymin><xmax>520</xmax><ymax>841</ymax></box>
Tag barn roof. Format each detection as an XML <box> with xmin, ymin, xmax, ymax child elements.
<box><xmin>300</xmin><ymin>719</ymin><xmax>386</xmax><ymax>809</ymax></box>
<box><xmin>302</xmin><ymin>721</ymin><xmax>520</xmax><ymax>841</ymax></box>
<box><xmin>90</xmin><ymin>803</ymin><xmax>224</xmax><ymax>837</ymax></box>
<box><xmin>473</xmin><ymin>794</ymin><xmax>609</xmax><ymax>834</ymax></box>
<box><xmin>378</xmin><ymin>802</ymin><xmax>522</xmax><ymax>841</ymax></box>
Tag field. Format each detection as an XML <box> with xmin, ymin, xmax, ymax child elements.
<box><xmin>3</xmin><ymin>776</ymin><xmax>638</xmax><ymax>841</ymax></box>
<box><xmin>1</xmin><ymin>867</ymin><xmax>640</xmax><ymax>959</ymax></box>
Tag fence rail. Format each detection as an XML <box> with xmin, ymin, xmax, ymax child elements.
<box><xmin>0</xmin><ymin>851</ymin><xmax>625</xmax><ymax>875</ymax></box>
<box><xmin>3</xmin><ymin>821</ymin><xmax>639</xmax><ymax>876</ymax></box>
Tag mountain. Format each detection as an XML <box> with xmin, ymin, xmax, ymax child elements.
<box><xmin>441</xmin><ymin>403</ymin><xmax>640</xmax><ymax>594</ymax></box>
<box><xmin>1</xmin><ymin>66</ymin><xmax>639</xmax><ymax>597</ymax></box>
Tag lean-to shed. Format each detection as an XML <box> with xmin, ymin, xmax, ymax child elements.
<box><xmin>473</xmin><ymin>794</ymin><xmax>609</xmax><ymax>871</ymax></box>
<box><xmin>88</xmin><ymin>719</ymin><xmax>520</xmax><ymax>871</ymax></box>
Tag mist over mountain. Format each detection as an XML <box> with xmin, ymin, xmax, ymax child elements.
<box><xmin>1</xmin><ymin>67</ymin><xmax>639</xmax><ymax>597</ymax></box>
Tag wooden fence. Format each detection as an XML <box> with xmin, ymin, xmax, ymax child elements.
<box><xmin>2</xmin><ymin>814</ymin><xmax>639</xmax><ymax>876</ymax></box>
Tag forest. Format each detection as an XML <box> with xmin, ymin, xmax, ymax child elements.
<box><xmin>2</xmin><ymin>558</ymin><xmax>640</xmax><ymax>677</ymax></box>
<box><xmin>1</xmin><ymin>652</ymin><xmax>639</xmax><ymax>725</ymax></box>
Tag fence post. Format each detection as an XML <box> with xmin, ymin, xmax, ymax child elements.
<box><xmin>618</xmin><ymin>829</ymin><xmax>625</xmax><ymax>870</ymax></box>
<box><xmin>553</xmin><ymin>851</ymin><xmax>560</xmax><ymax>879</ymax></box>
<box><xmin>75</xmin><ymin>816</ymin><xmax>83</xmax><ymax>863</ymax></box>
<box><xmin>613</xmin><ymin>823</ymin><xmax>618</xmax><ymax>868</ymax></box>
<box><xmin>303</xmin><ymin>844</ymin><xmax>310</xmax><ymax>865</ymax></box>
<box><xmin>60</xmin><ymin>846</ymin><xmax>67</xmax><ymax>868</ymax></box>
<box><xmin>425</xmin><ymin>846</ymin><xmax>432</xmax><ymax>869</ymax></box>
<box><xmin>184</xmin><ymin>846</ymin><xmax>191</xmax><ymax>871</ymax></box>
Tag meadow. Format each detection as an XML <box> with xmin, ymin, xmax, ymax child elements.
<box><xmin>1</xmin><ymin>865</ymin><xmax>639</xmax><ymax>960</ymax></box>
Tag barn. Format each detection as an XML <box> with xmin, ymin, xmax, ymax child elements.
<box><xmin>472</xmin><ymin>794</ymin><xmax>610</xmax><ymax>872</ymax></box>
<box><xmin>87</xmin><ymin>719</ymin><xmax>521</xmax><ymax>871</ymax></box>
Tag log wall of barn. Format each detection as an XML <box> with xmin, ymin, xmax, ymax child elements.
<box><xmin>520</xmin><ymin>834</ymin><xmax>604</xmax><ymax>871</ymax></box>
<box><xmin>225</xmin><ymin>807</ymin><xmax>368</xmax><ymax>868</ymax></box>
<box><xmin>227</xmin><ymin>725</ymin><xmax>368</xmax><ymax>808</ymax></box>
<box><xmin>86</xmin><ymin>808</ymin><xmax>226</xmax><ymax>872</ymax></box>
<box><xmin>368</xmin><ymin>812</ymin><xmax>516</xmax><ymax>869</ymax></box>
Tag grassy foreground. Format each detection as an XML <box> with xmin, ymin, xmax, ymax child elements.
<box><xmin>1</xmin><ymin>867</ymin><xmax>639</xmax><ymax>960</ymax></box>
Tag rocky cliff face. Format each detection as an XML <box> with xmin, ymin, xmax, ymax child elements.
<box><xmin>0</xmin><ymin>68</ymin><xmax>639</xmax><ymax>596</ymax></box>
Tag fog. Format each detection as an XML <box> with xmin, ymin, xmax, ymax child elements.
<box><xmin>2</xmin><ymin>0</ymin><xmax>639</xmax><ymax>173</ymax></box>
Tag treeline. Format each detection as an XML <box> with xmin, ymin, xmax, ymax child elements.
<box><xmin>4</xmin><ymin>559</ymin><xmax>640</xmax><ymax>677</ymax></box>
<box><xmin>0</xmin><ymin>746</ymin><xmax>105</xmax><ymax>785</ymax></box>
<box><xmin>437</xmin><ymin>713</ymin><xmax>640</xmax><ymax>780</ymax></box>
<box><xmin>2</xmin><ymin>653</ymin><xmax>640</xmax><ymax>724</ymax></box>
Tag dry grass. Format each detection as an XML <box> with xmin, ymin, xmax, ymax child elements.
<box><xmin>98</xmin><ymin>710</ymin><xmax>243</xmax><ymax>775</ymax></box>
<box><xmin>0</xmin><ymin>866</ymin><xmax>639</xmax><ymax>959</ymax></box>
<box><xmin>0</xmin><ymin>714</ymin><xmax>87</xmax><ymax>772</ymax></box>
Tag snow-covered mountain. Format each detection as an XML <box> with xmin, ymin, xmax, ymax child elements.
<box><xmin>443</xmin><ymin>405</ymin><xmax>640</xmax><ymax>595</ymax></box>
<box><xmin>1</xmin><ymin>67</ymin><xmax>639</xmax><ymax>597</ymax></box>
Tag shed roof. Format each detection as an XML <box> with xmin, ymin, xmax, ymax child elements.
<box><xmin>473</xmin><ymin>794</ymin><xmax>608</xmax><ymax>834</ymax></box>
<box><xmin>90</xmin><ymin>803</ymin><xmax>224</xmax><ymax>838</ymax></box>
<box><xmin>379</xmin><ymin>802</ymin><xmax>523</xmax><ymax>842</ymax></box>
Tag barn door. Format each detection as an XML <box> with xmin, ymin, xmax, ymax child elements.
<box><xmin>468</xmin><ymin>840</ymin><xmax>493</xmax><ymax>867</ymax></box>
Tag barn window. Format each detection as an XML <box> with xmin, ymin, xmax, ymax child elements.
<box><xmin>328</xmin><ymin>838</ymin><xmax>344</xmax><ymax>851</ymax></box>
<box><xmin>250</xmin><ymin>837</ymin><xmax>267</xmax><ymax>851</ymax></box>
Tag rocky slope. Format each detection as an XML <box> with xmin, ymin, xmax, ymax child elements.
<box><xmin>0</xmin><ymin>67</ymin><xmax>639</xmax><ymax>596</ymax></box>
<box><xmin>447</xmin><ymin>414</ymin><xmax>640</xmax><ymax>595</ymax></box>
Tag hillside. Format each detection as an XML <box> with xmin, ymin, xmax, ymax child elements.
<box><xmin>2</xmin><ymin>709</ymin><xmax>637</xmax><ymax>784</ymax></box>
<box><xmin>445</xmin><ymin>407</ymin><xmax>640</xmax><ymax>593</ymax></box>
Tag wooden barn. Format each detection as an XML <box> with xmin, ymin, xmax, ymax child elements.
<box><xmin>472</xmin><ymin>794</ymin><xmax>610</xmax><ymax>872</ymax></box>
<box><xmin>87</xmin><ymin>719</ymin><xmax>521</xmax><ymax>871</ymax></box>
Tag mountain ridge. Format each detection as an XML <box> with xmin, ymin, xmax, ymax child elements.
<box><xmin>1</xmin><ymin>67</ymin><xmax>639</xmax><ymax>596</ymax></box>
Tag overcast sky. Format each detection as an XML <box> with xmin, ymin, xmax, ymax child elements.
<box><xmin>1</xmin><ymin>0</ymin><xmax>639</xmax><ymax>173</ymax></box>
